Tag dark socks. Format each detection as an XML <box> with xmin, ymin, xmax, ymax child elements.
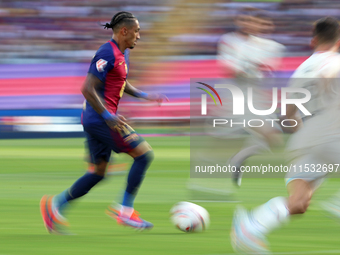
<box><xmin>122</xmin><ymin>151</ymin><xmax>154</xmax><ymax>207</ymax></box>
<box><xmin>54</xmin><ymin>172</ymin><xmax>104</xmax><ymax>213</ymax></box>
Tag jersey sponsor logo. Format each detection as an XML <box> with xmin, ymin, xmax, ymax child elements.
<box><xmin>96</xmin><ymin>59</ymin><xmax>108</xmax><ymax>72</ymax></box>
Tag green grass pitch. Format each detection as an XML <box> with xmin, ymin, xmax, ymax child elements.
<box><xmin>0</xmin><ymin>136</ymin><xmax>339</xmax><ymax>255</ymax></box>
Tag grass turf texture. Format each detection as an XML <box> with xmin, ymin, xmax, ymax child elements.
<box><xmin>0</xmin><ymin>137</ymin><xmax>340</xmax><ymax>255</ymax></box>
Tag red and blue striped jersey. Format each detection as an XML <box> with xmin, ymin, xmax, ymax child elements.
<box><xmin>82</xmin><ymin>39</ymin><xmax>130</xmax><ymax>123</ymax></box>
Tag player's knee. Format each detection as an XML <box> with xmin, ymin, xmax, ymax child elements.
<box><xmin>147</xmin><ymin>150</ymin><xmax>154</xmax><ymax>162</ymax></box>
<box><xmin>128</xmin><ymin>141</ymin><xmax>153</xmax><ymax>158</ymax></box>
<box><xmin>287</xmin><ymin>179</ymin><xmax>313</xmax><ymax>214</ymax></box>
<box><xmin>289</xmin><ymin>199</ymin><xmax>310</xmax><ymax>214</ymax></box>
<box><xmin>136</xmin><ymin>150</ymin><xmax>154</xmax><ymax>164</ymax></box>
<box><xmin>293</xmin><ymin>203</ymin><xmax>309</xmax><ymax>214</ymax></box>
<box><xmin>141</xmin><ymin>142</ymin><xmax>153</xmax><ymax>156</ymax></box>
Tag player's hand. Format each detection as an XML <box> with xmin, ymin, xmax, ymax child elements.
<box><xmin>106</xmin><ymin>115</ymin><xmax>127</xmax><ymax>130</ymax></box>
<box><xmin>102</xmin><ymin>110</ymin><xmax>127</xmax><ymax>130</ymax></box>
<box><xmin>146</xmin><ymin>93</ymin><xmax>169</xmax><ymax>105</ymax></box>
<box><xmin>117</xmin><ymin>114</ymin><xmax>127</xmax><ymax>122</ymax></box>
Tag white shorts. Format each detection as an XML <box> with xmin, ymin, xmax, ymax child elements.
<box><xmin>285</xmin><ymin>141</ymin><xmax>340</xmax><ymax>191</ymax></box>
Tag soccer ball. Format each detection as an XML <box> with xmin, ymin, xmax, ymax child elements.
<box><xmin>170</xmin><ymin>201</ymin><xmax>210</xmax><ymax>232</ymax></box>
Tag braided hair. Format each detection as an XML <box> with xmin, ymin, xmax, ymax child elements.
<box><xmin>103</xmin><ymin>11</ymin><xmax>136</xmax><ymax>31</ymax></box>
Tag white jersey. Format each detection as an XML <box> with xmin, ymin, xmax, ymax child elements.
<box><xmin>290</xmin><ymin>51</ymin><xmax>340</xmax><ymax>115</ymax></box>
<box><xmin>217</xmin><ymin>32</ymin><xmax>285</xmax><ymax>123</ymax></box>
<box><xmin>287</xmin><ymin>51</ymin><xmax>340</xmax><ymax>152</ymax></box>
<box><xmin>218</xmin><ymin>32</ymin><xmax>285</xmax><ymax>78</ymax></box>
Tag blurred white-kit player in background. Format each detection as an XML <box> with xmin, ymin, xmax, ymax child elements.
<box><xmin>218</xmin><ymin>8</ymin><xmax>285</xmax><ymax>186</ymax></box>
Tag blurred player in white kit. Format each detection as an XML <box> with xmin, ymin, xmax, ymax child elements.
<box><xmin>218</xmin><ymin>9</ymin><xmax>285</xmax><ymax>186</ymax></box>
<box><xmin>231</xmin><ymin>17</ymin><xmax>340</xmax><ymax>254</ymax></box>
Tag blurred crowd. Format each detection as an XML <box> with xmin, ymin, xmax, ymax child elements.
<box><xmin>1</xmin><ymin>0</ymin><xmax>340</xmax><ymax>67</ymax></box>
<box><xmin>0</xmin><ymin>0</ymin><xmax>170</xmax><ymax>65</ymax></box>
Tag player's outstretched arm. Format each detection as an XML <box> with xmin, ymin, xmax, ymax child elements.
<box><xmin>81</xmin><ymin>73</ymin><xmax>126</xmax><ymax>129</ymax></box>
<box><xmin>124</xmin><ymin>80</ymin><xmax>169</xmax><ymax>105</ymax></box>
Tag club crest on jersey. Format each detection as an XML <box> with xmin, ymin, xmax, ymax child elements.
<box><xmin>96</xmin><ymin>59</ymin><xmax>108</xmax><ymax>72</ymax></box>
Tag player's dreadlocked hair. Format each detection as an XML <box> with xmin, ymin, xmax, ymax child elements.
<box><xmin>313</xmin><ymin>17</ymin><xmax>340</xmax><ymax>44</ymax></box>
<box><xmin>103</xmin><ymin>12</ymin><xmax>136</xmax><ymax>32</ymax></box>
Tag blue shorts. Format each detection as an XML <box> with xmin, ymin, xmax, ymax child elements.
<box><xmin>83</xmin><ymin>122</ymin><xmax>145</xmax><ymax>164</ymax></box>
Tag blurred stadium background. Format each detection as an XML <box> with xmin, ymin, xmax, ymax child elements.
<box><xmin>2</xmin><ymin>0</ymin><xmax>340</xmax><ymax>138</ymax></box>
<box><xmin>1</xmin><ymin>0</ymin><xmax>340</xmax><ymax>255</ymax></box>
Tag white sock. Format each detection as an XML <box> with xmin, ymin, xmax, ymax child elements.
<box><xmin>248</xmin><ymin>197</ymin><xmax>290</xmax><ymax>236</ymax></box>
<box><xmin>120</xmin><ymin>205</ymin><xmax>134</xmax><ymax>218</ymax></box>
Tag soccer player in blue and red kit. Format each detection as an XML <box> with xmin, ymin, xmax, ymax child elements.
<box><xmin>40</xmin><ymin>11</ymin><xmax>168</xmax><ymax>233</ymax></box>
